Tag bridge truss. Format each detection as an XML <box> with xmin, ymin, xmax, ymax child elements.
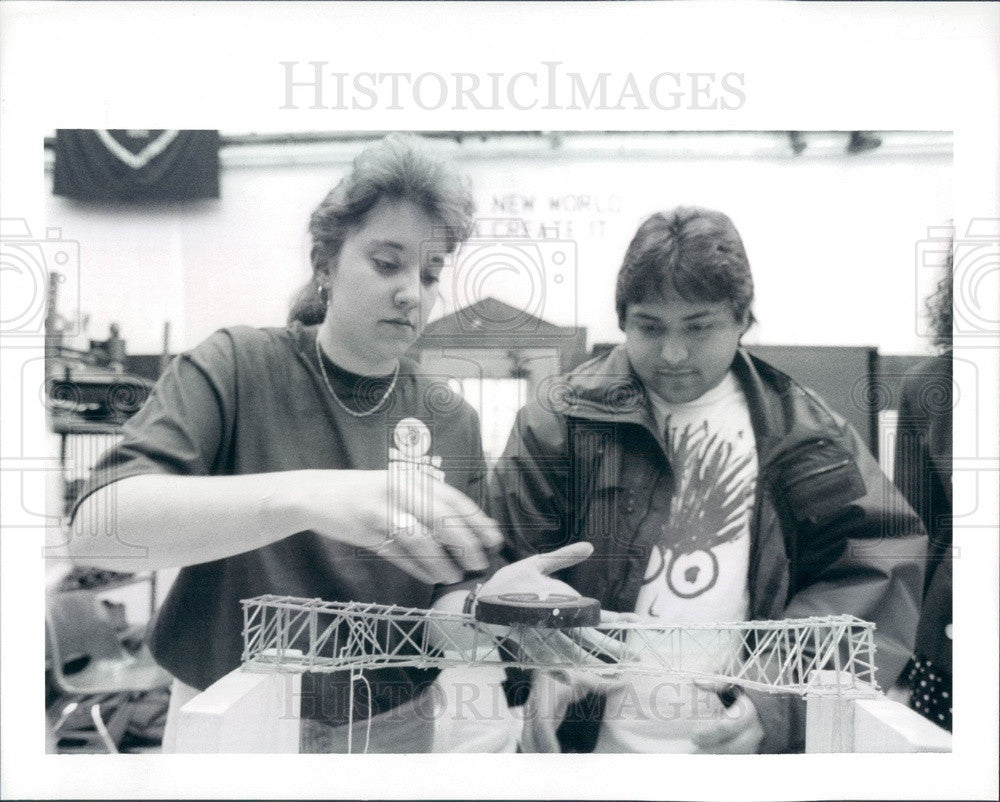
<box><xmin>241</xmin><ymin>594</ymin><xmax>878</xmax><ymax>697</ymax></box>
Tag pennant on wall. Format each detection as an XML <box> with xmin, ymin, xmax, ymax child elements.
<box><xmin>53</xmin><ymin>130</ymin><xmax>220</xmax><ymax>202</ymax></box>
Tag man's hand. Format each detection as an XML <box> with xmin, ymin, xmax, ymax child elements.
<box><xmin>476</xmin><ymin>541</ymin><xmax>593</xmax><ymax>599</ymax></box>
<box><xmin>475</xmin><ymin>543</ymin><xmax>636</xmax><ymax>665</ymax></box>
<box><xmin>520</xmin><ymin>665</ymin><xmax>638</xmax><ymax>752</ymax></box>
<box><xmin>689</xmin><ymin>691</ymin><xmax>764</xmax><ymax>754</ymax></box>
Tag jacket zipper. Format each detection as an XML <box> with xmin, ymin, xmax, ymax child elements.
<box><xmin>780</xmin><ymin>458</ymin><xmax>851</xmax><ymax>490</ymax></box>
<box><xmin>747</xmin><ymin>479</ymin><xmax>766</xmax><ymax>618</ymax></box>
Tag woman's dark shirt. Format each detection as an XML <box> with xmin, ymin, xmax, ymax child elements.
<box><xmin>73</xmin><ymin>323</ymin><xmax>487</xmax><ymax>724</ymax></box>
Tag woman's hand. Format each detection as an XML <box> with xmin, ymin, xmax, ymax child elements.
<box><xmin>281</xmin><ymin>467</ymin><xmax>502</xmax><ymax>585</ymax></box>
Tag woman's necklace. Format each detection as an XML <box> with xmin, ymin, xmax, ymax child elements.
<box><xmin>314</xmin><ymin>335</ymin><xmax>399</xmax><ymax>418</ymax></box>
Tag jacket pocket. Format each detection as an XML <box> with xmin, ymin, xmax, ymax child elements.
<box><xmin>768</xmin><ymin>437</ymin><xmax>866</xmax><ymax>526</ymax></box>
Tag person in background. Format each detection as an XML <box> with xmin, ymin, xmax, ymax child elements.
<box><xmin>68</xmin><ymin>134</ymin><xmax>595</xmax><ymax>753</ymax></box>
<box><xmin>89</xmin><ymin>321</ymin><xmax>126</xmax><ymax>373</ymax></box>
<box><xmin>893</xmin><ymin>242</ymin><xmax>953</xmax><ymax>731</ymax></box>
<box><xmin>488</xmin><ymin>206</ymin><xmax>928</xmax><ymax>753</ymax></box>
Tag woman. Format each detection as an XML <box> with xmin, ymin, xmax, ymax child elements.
<box><xmin>893</xmin><ymin>244</ymin><xmax>953</xmax><ymax>732</ymax></box>
<box><xmin>69</xmin><ymin>134</ymin><xmax>591</xmax><ymax>753</ymax></box>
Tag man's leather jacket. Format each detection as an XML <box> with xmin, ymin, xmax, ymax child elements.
<box><xmin>488</xmin><ymin>345</ymin><xmax>927</xmax><ymax>752</ymax></box>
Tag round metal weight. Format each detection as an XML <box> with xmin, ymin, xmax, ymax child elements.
<box><xmin>473</xmin><ymin>592</ymin><xmax>601</xmax><ymax>628</ymax></box>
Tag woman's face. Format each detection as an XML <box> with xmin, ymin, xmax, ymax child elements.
<box><xmin>320</xmin><ymin>199</ymin><xmax>445</xmax><ymax>373</ymax></box>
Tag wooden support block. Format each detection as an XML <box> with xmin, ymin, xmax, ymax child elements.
<box><xmin>805</xmin><ymin>670</ymin><xmax>867</xmax><ymax>753</ymax></box>
<box><xmin>852</xmin><ymin>697</ymin><xmax>952</xmax><ymax>753</ymax></box>
<box><xmin>174</xmin><ymin>668</ymin><xmax>301</xmax><ymax>754</ymax></box>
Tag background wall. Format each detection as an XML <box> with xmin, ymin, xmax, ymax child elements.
<box><xmin>45</xmin><ymin>131</ymin><xmax>952</xmax><ymax>358</ymax></box>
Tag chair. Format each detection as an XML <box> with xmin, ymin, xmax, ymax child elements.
<box><xmin>46</xmin><ymin>590</ymin><xmax>172</xmax><ymax>752</ymax></box>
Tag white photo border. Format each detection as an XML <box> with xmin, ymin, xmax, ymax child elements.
<box><xmin>1</xmin><ymin>2</ymin><xmax>997</xmax><ymax>800</ymax></box>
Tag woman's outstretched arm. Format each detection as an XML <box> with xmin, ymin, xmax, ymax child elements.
<box><xmin>69</xmin><ymin>467</ymin><xmax>502</xmax><ymax>582</ymax></box>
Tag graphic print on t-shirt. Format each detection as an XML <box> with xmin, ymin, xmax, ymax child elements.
<box><xmin>595</xmin><ymin>372</ymin><xmax>758</xmax><ymax>753</ymax></box>
<box><xmin>641</xmin><ymin>419</ymin><xmax>756</xmax><ymax>605</ymax></box>
<box><xmin>387</xmin><ymin>417</ymin><xmax>444</xmax><ymax>538</ymax></box>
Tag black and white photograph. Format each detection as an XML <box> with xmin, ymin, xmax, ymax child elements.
<box><xmin>1</xmin><ymin>3</ymin><xmax>997</xmax><ymax>801</ymax></box>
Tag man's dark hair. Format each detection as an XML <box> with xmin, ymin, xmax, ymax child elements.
<box><xmin>615</xmin><ymin>206</ymin><xmax>755</xmax><ymax>330</ymax></box>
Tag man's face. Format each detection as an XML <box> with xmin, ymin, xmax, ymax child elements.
<box><xmin>624</xmin><ymin>291</ymin><xmax>747</xmax><ymax>405</ymax></box>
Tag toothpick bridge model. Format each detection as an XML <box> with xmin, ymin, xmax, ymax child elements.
<box><xmin>167</xmin><ymin>594</ymin><xmax>953</xmax><ymax>754</ymax></box>
<box><xmin>239</xmin><ymin>594</ymin><xmax>878</xmax><ymax>697</ymax></box>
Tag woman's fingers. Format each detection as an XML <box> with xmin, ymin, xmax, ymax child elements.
<box><xmin>437</xmin><ymin>485</ymin><xmax>504</xmax><ymax>552</ymax></box>
<box><xmin>312</xmin><ymin>470</ymin><xmax>497</xmax><ymax>583</ymax></box>
<box><xmin>376</xmin><ymin>522</ymin><xmax>465</xmax><ymax>585</ymax></box>
<box><xmin>444</xmin><ymin>494</ymin><xmax>504</xmax><ymax>550</ymax></box>
<box><xmin>395</xmin><ymin>473</ymin><xmax>502</xmax><ymax>571</ymax></box>
<box><xmin>412</xmin><ymin>470</ymin><xmax>503</xmax><ymax>545</ymax></box>
<box><xmin>428</xmin><ymin>505</ymin><xmax>493</xmax><ymax>574</ymax></box>
<box><xmin>376</xmin><ymin>548</ymin><xmax>444</xmax><ymax>586</ymax></box>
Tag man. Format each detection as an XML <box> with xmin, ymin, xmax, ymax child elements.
<box><xmin>487</xmin><ymin>206</ymin><xmax>926</xmax><ymax>753</ymax></box>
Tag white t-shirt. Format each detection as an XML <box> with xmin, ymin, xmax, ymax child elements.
<box><xmin>595</xmin><ymin>371</ymin><xmax>758</xmax><ymax>753</ymax></box>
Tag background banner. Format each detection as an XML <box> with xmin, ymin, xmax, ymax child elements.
<box><xmin>53</xmin><ymin>129</ymin><xmax>219</xmax><ymax>202</ymax></box>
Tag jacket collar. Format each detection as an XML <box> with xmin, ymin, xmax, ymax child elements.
<box><xmin>554</xmin><ymin>344</ymin><xmax>655</xmax><ymax>429</ymax></box>
<box><xmin>558</xmin><ymin>344</ymin><xmax>791</xmax><ymax>457</ymax></box>
<box><xmin>730</xmin><ymin>348</ymin><xmax>787</xmax><ymax>455</ymax></box>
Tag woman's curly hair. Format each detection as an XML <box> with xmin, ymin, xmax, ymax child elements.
<box><xmin>926</xmin><ymin>239</ymin><xmax>953</xmax><ymax>352</ymax></box>
<box><xmin>289</xmin><ymin>134</ymin><xmax>474</xmax><ymax>325</ymax></box>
